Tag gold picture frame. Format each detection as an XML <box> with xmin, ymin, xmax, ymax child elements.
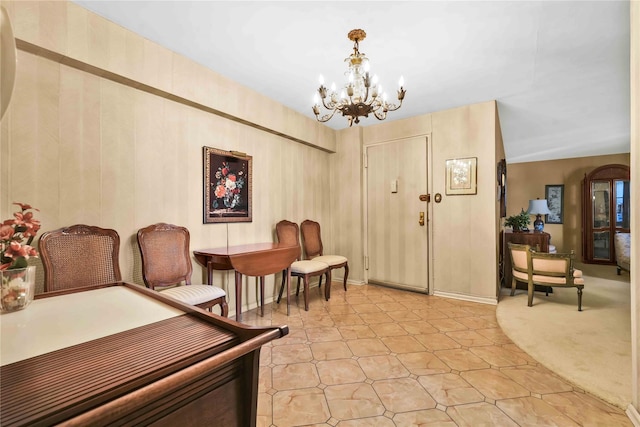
<box><xmin>445</xmin><ymin>157</ymin><xmax>477</xmax><ymax>195</ymax></box>
<box><xmin>203</xmin><ymin>146</ymin><xmax>252</xmax><ymax>223</ymax></box>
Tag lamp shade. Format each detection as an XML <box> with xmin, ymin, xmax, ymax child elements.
<box><xmin>527</xmin><ymin>199</ymin><xmax>551</xmax><ymax>215</ymax></box>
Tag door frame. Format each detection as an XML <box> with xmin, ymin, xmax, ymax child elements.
<box><xmin>362</xmin><ymin>134</ymin><xmax>434</xmax><ymax>294</ymax></box>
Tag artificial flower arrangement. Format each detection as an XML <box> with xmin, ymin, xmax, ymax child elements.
<box><xmin>212</xmin><ymin>161</ymin><xmax>246</xmax><ymax>210</ymax></box>
<box><xmin>1</xmin><ymin>203</ymin><xmax>41</xmax><ymax>311</ymax></box>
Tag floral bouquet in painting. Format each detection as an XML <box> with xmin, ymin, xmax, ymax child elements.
<box><xmin>1</xmin><ymin>203</ymin><xmax>40</xmax><ymax>311</ymax></box>
<box><xmin>212</xmin><ymin>162</ymin><xmax>246</xmax><ymax>210</ymax></box>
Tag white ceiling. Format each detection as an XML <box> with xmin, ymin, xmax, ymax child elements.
<box><xmin>72</xmin><ymin>1</ymin><xmax>630</xmax><ymax>164</ymax></box>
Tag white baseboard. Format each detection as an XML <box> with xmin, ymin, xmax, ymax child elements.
<box><xmin>627</xmin><ymin>403</ymin><xmax>640</xmax><ymax>426</ymax></box>
<box><xmin>433</xmin><ymin>290</ymin><xmax>498</xmax><ymax>306</ymax></box>
<box><xmin>332</xmin><ymin>276</ymin><xmax>366</xmax><ymax>286</ymax></box>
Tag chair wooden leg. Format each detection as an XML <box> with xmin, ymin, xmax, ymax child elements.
<box><xmin>527</xmin><ymin>281</ymin><xmax>534</xmax><ymax>307</ymax></box>
<box><xmin>343</xmin><ymin>263</ymin><xmax>349</xmax><ymax>291</ymax></box>
<box><xmin>510</xmin><ymin>277</ymin><xmax>516</xmax><ymax>296</ymax></box>
<box><xmin>324</xmin><ymin>270</ymin><xmax>332</xmax><ymax>301</ymax></box>
<box><xmin>303</xmin><ymin>275</ymin><xmax>310</xmax><ymax>311</ymax></box>
<box><xmin>577</xmin><ymin>287</ymin><xmax>583</xmax><ymax>311</ymax></box>
<box><xmin>296</xmin><ymin>277</ymin><xmax>301</xmax><ymax>296</ymax></box>
<box><xmin>219</xmin><ymin>299</ymin><xmax>229</xmax><ymax>317</ymax></box>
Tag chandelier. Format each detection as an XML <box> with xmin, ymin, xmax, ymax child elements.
<box><xmin>312</xmin><ymin>29</ymin><xmax>406</xmax><ymax>127</ymax></box>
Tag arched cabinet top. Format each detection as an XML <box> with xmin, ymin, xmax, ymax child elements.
<box><xmin>585</xmin><ymin>164</ymin><xmax>630</xmax><ymax>181</ymax></box>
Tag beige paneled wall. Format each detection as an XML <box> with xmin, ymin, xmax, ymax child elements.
<box><xmin>507</xmin><ymin>153</ymin><xmax>630</xmax><ymax>258</ymax></box>
<box><xmin>431</xmin><ymin>102</ymin><xmax>498</xmax><ymax>300</ymax></box>
<box><xmin>334</xmin><ymin>102</ymin><xmax>499</xmax><ymax>301</ymax></box>
<box><xmin>0</xmin><ymin>1</ymin><xmax>333</xmax><ymax>317</ymax></box>
<box><xmin>495</xmin><ymin>106</ymin><xmax>506</xmax><ymax>297</ymax></box>
<box><xmin>362</xmin><ymin>113</ymin><xmax>433</xmax><ymax>144</ymax></box>
<box><xmin>1</xmin><ymin>0</ymin><xmax>335</xmax><ymax>153</ymax></box>
<box><xmin>628</xmin><ymin>0</ymin><xmax>638</xmax><ymax>416</ymax></box>
<box><xmin>330</xmin><ymin>126</ymin><xmax>365</xmax><ymax>284</ymax></box>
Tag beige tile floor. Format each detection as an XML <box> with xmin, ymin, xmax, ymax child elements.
<box><xmin>240</xmin><ymin>282</ymin><xmax>632</xmax><ymax>427</ymax></box>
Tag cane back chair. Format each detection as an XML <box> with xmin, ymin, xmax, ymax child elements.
<box><xmin>39</xmin><ymin>224</ymin><xmax>122</xmax><ymax>292</ymax></box>
<box><xmin>137</xmin><ymin>223</ymin><xmax>228</xmax><ymax>316</ymax></box>
<box><xmin>275</xmin><ymin>220</ymin><xmax>330</xmax><ymax>311</ymax></box>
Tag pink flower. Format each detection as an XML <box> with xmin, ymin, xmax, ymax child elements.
<box><xmin>0</xmin><ymin>225</ymin><xmax>14</xmax><ymax>241</ymax></box>
<box><xmin>1</xmin><ymin>203</ymin><xmax>40</xmax><ymax>270</ymax></box>
<box><xmin>4</xmin><ymin>241</ymin><xmax>28</xmax><ymax>259</ymax></box>
<box><xmin>215</xmin><ymin>185</ymin><xmax>227</xmax><ymax>198</ymax></box>
<box><xmin>13</xmin><ymin>203</ymin><xmax>38</xmax><ymax>211</ymax></box>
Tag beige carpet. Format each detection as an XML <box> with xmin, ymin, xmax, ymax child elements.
<box><xmin>496</xmin><ymin>263</ymin><xmax>632</xmax><ymax>409</ymax></box>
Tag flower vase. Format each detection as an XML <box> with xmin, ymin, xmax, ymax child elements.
<box><xmin>1</xmin><ymin>266</ymin><xmax>36</xmax><ymax>312</ymax></box>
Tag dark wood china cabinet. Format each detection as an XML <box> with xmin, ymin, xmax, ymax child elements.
<box><xmin>582</xmin><ymin>164</ymin><xmax>630</xmax><ymax>264</ymax></box>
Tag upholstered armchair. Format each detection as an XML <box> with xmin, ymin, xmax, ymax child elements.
<box><xmin>508</xmin><ymin>243</ymin><xmax>585</xmax><ymax>311</ymax></box>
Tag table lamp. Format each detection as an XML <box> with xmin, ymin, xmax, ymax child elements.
<box><xmin>528</xmin><ymin>199</ymin><xmax>551</xmax><ymax>232</ymax></box>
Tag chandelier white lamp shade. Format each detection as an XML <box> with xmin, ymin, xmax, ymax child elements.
<box><xmin>312</xmin><ymin>29</ymin><xmax>406</xmax><ymax>127</ymax></box>
<box><xmin>527</xmin><ymin>199</ymin><xmax>552</xmax><ymax>232</ymax></box>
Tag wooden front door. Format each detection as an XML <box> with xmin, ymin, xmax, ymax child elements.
<box><xmin>365</xmin><ymin>136</ymin><xmax>429</xmax><ymax>292</ymax></box>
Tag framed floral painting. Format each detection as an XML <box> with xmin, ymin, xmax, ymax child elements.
<box><xmin>203</xmin><ymin>146</ymin><xmax>252</xmax><ymax>223</ymax></box>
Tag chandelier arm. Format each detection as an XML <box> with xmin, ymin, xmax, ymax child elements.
<box><xmin>320</xmin><ymin>96</ymin><xmax>337</xmax><ymax>111</ymax></box>
<box><xmin>384</xmin><ymin>100</ymin><xmax>404</xmax><ymax>112</ymax></box>
<box><xmin>373</xmin><ymin>110</ymin><xmax>387</xmax><ymax>121</ymax></box>
<box><xmin>315</xmin><ymin>108</ymin><xmax>339</xmax><ymax>123</ymax></box>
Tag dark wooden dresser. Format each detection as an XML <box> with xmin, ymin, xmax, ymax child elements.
<box><xmin>0</xmin><ymin>283</ymin><xmax>287</xmax><ymax>427</ymax></box>
<box><xmin>501</xmin><ymin>230</ymin><xmax>551</xmax><ymax>290</ymax></box>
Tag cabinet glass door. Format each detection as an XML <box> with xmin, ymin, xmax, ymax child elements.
<box><xmin>592</xmin><ymin>181</ymin><xmax>610</xmax><ymax>228</ymax></box>
<box><xmin>582</xmin><ymin>164</ymin><xmax>630</xmax><ymax>264</ymax></box>
<box><xmin>591</xmin><ymin>181</ymin><xmax>611</xmax><ymax>260</ymax></box>
<box><xmin>615</xmin><ymin>179</ymin><xmax>630</xmax><ymax>229</ymax></box>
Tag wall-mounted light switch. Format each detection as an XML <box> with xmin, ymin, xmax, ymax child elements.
<box><xmin>391</xmin><ymin>179</ymin><xmax>398</xmax><ymax>193</ymax></box>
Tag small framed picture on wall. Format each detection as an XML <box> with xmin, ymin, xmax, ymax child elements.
<box><xmin>545</xmin><ymin>184</ymin><xmax>564</xmax><ymax>224</ymax></box>
<box><xmin>445</xmin><ymin>157</ymin><xmax>477</xmax><ymax>195</ymax></box>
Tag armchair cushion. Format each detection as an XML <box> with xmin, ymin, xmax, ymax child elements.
<box><xmin>513</xmin><ymin>270</ymin><xmax>529</xmax><ymax>281</ymax></box>
<box><xmin>531</xmin><ymin>270</ymin><xmax>584</xmax><ymax>285</ymax></box>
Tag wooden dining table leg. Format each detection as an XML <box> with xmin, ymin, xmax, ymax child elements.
<box><xmin>207</xmin><ymin>261</ymin><xmax>214</xmax><ymax>286</ymax></box>
<box><xmin>235</xmin><ymin>271</ymin><xmax>243</xmax><ymax>322</ymax></box>
<box><xmin>259</xmin><ymin>276</ymin><xmax>265</xmax><ymax>317</ymax></box>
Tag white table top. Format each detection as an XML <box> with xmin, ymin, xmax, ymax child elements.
<box><xmin>0</xmin><ymin>286</ymin><xmax>184</xmax><ymax>366</ymax></box>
